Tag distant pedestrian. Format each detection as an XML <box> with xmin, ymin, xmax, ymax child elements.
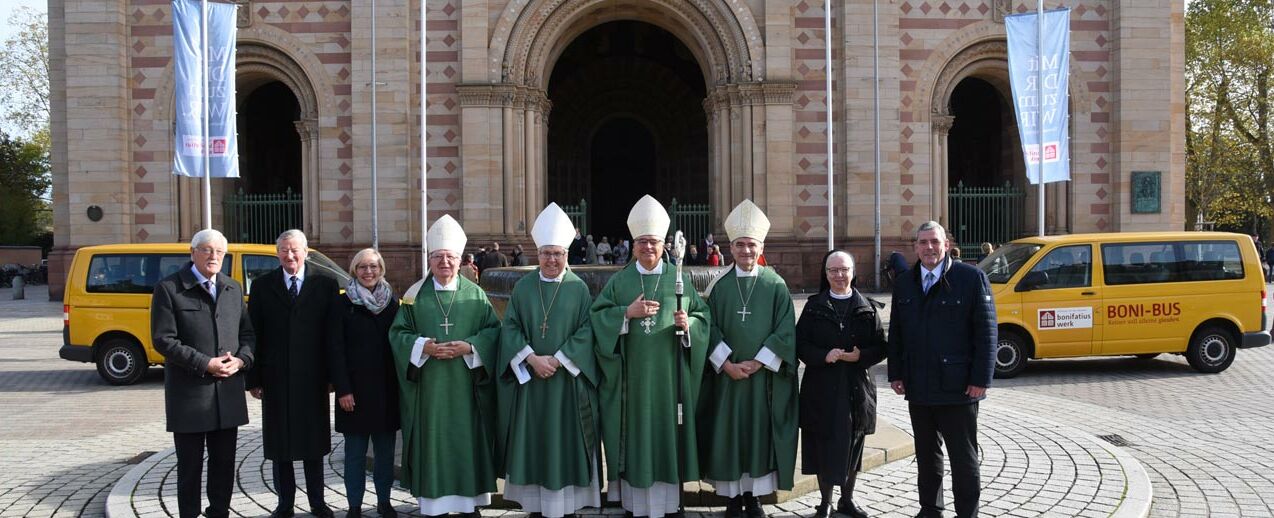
<box><xmin>586</xmin><ymin>235</ymin><xmax>598</xmax><ymax>264</ymax></box>
<box><xmin>615</xmin><ymin>239</ymin><xmax>631</xmax><ymax>265</ymax></box>
<box><xmin>150</xmin><ymin>229</ymin><xmax>254</xmax><ymax>518</ymax></box>
<box><xmin>480</xmin><ymin>243</ymin><xmax>510</xmax><ymax>271</ymax></box>
<box><xmin>596</xmin><ymin>236</ymin><xmax>613</xmax><ymax>265</ymax></box>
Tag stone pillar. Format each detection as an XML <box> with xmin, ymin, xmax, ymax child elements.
<box><xmin>1110</xmin><ymin>2</ymin><xmax>1186</xmax><ymax>230</ymax></box>
<box><xmin>930</xmin><ymin>114</ymin><xmax>954</xmax><ymax>224</ymax></box>
<box><xmin>294</xmin><ymin>118</ymin><xmax>320</xmax><ymax>237</ymax></box>
<box><xmin>761</xmin><ymin>82</ymin><xmax>796</xmax><ymax>238</ymax></box>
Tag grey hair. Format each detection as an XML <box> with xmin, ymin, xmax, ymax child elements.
<box><xmin>826</xmin><ymin>250</ymin><xmax>855</xmax><ymax>271</ymax></box>
<box><xmin>915</xmin><ymin>220</ymin><xmax>949</xmax><ymax>240</ymax></box>
<box><xmin>190</xmin><ymin>229</ymin><xmax>227</xmax><ymax>250</ymax></box>
<box><xmin>348</xmin><ymin>248</ymin><xmax>385</xmax><ymax>277</ymax></box>
<box><xmin>276</xmin><ymin>229</ymin><xmax>308</xmax><ymax>249</ymax></box>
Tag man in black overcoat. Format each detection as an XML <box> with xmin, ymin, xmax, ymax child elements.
<box><xmin>151</xmin><ymin>229</ymin><xmax>254</xmax><ymax>518</ymax></box>
<box><xmin>887</xmin><ymin>220</ymin><xmax>996</xmax><ymax>518</ymax></box>
<box><xmin>247</xmin><ymin>229</ymin><xmax>340</xmax><ymax>518</ymax></box>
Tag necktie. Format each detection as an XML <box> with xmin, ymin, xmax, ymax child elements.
<box><xmin>203</xmin><ymin>280</ymin><xmax>216</xmax><ymax>302</ymax></box>
<box><xmin>923</xmin><ymin>272</ymin><xmax>936</xmax><ymax>294</ymax></box>
<box><xmin>289</xmin><ymin>276</ymin><xmax>299</xmax><ymax>300</ymax></box>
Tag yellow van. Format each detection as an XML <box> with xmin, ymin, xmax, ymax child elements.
<box><xmin>59</xmin><ymin>243</ymin><xmax>350</xmax><ymax>385</ymax></box>
<box><xmin>980</xmin><ymin>232</ymin><xmax>1269</xmax><ymax>378</ymax></box>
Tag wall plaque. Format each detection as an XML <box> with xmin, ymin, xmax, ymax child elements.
<box><xmin>1131</xmin><ymin>171</ymin><xmax>1161</xmax><ymax>214</ymax></box>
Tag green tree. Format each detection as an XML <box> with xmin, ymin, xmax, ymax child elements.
<box><xmin>0</xmin><ymin>6</ymin><xmax>49</xmax><ymax>136</ymax></box>
<box><xmin>0</xmin><ymin>132</ymin><xmax>51</xmax><ymax>244</ymax></box>
<box><xmin>1185</xmin><ymin>0</ymin><xmax>1274</xmax><ymax>232</ymax></box>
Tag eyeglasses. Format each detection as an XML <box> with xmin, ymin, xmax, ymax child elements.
<box><xmin>539</xmin><ymin>251</ymin><xmax>566</xmax><ymax>259</ymax></box>
<box><xmin>825</xmin><ymin>267</ymin><xmax>852</xmax><ymax>275</ymax></box>
<box><xmin>430</xmin><ymin>253</ymin><xmax>460</xmax><ymax>262</ymax></box>
<box><xmin>194</xmin><ymin>247</ymin><xmax>226</xmax><ymax>257</ymax></box>
<box><xmin>634</xmin><ymin>238</ymin><xmax>662</xmax><ymax>247</ymax></box>
<box><xmin>355</xmin><ymin>264</ymin><xmax>381</xmax><ymax>272</ymax></box>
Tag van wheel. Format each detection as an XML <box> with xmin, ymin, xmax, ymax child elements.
<box><xmin>1133</xmin><ymin>353</ymin><xmax>1160</xmax><ymax>360</ymax></box>
<box><xmin>1186</xmin><ymin>326</ymin><xmax>1236</xmax><ymax>374</ymax></box>
<box><xmin>994</xmin><ymin>330</ymin><xmax>1028</xmax><ymax>379</ymax></box>
<box><xmin>96</xmin><ymin>339</ymin><xmax>147</xmax><ymax>385</ymax></box>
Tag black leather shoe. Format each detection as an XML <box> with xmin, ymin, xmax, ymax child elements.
<box><xmin>812</xmin><ymin>503</ymin><xmax>830</xmax><ymax>518</ymax></box>
<box><xmin>835</xmin><ymin>499</ymin><xmax>868</xmax><ymax>518</ymax></box>
<box><xmin>310</xmin><ymin>505</ymin><xmax>336</xmax><ymax>518</ymax></box>
<box><xmin>744</xmin><ymin>495</ymin><xmax>765</xmax><ymax>518</ymax></box>
<box><xmin>461</xmin><ymin>512</ymin><xmax>480</xmax><ymax>518</ymax></box>
<box><xmin>269</xmin><ymin>508</ymin><xmax>295</xmax><ymax>518</ymax></box>
<box><xmin>376</xmin><ymin>502</ymin><xmax>397</xmax><ymax>518</ymax></box>
<box><xmin>724</xmin><ymin>496</ymin><xmax>744</xmax><ymax>518</ymax></box>
<box><xmin>345</xmin><ymin>510</ymin><xmax>361</xmax><ymax>518</ymax></box>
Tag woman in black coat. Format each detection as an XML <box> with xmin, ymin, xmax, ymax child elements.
<box><xmin>797</xmin><ymin>250</ymin><xmax>887</xmax><ymax>518</ymax></box>
<box><xmin>329</xmin><ymin>248</ymin><xmax>402</xmax><ymax>518</ymax></box>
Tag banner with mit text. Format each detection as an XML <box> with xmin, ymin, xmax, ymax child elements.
<box><xmin>1006</xmin><ymin>8</ymin><xmax>1071</xmax><ymax>184</ymax></box>
<box><xmin>172</xmin><ymin>0</ymin><xmax>239</xmax><ymax>177</ymax></box>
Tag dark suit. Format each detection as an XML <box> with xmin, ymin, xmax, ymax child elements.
<box><xmin>151</xmin><ymin>264</ymin><xmax>255</xmax><ymax>518</ymax></box>
<box><xmin>247</xmin><ymin>268</ymin><xmax>340</xmax><ymax>512</ymax></box>
<box><xmin>887</xmin><ymin>256</ymin><xmax>996</xmax><ymax>518</ymax></box>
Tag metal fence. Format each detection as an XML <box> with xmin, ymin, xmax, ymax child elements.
<box><xmin>561</xmin><ymin>199</ymin><xmax>588</xmax><ymax>236</ymax></box>
<box><xmin>668</xmin><ymin>198</ymin><xmax>711</xmax><ymax>242</ymax></box>
<box><xmin>223</xmin><ymin>188</ymin><xmax>303</xmax><ymax>244</ymax></box>
<box><xmin>948</xmin><ymin>181</ymin><xmax>1026</xmax><ymax>260</ymax></box>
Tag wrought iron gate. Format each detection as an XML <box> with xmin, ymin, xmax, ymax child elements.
<box><xmin>947</xmin><ymin>181</ymin><xmax>1026</xmax><ymax>260</ymax></box>
<box><xmin>222</xmin><ymin>188</ymin><xmax>303</xmax><ymax>244</ymax></box>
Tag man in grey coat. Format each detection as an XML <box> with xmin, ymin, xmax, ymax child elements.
<box><xmin>151</xmin><ymin>228</ymin><xmax>255</xmax><ymax>518</ymax></box>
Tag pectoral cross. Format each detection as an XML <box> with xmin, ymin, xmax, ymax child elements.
<box><xmin>737</xmin><ymin>305</ymin><xmax>751</xmax><ymax>323</ymax></box>
<box><xmin>439</xmin><ymin>317</ymin><xmax>454</xmax><ymax>335</ymax></box>
<box><xmin>540</xmin><ymin>320</ymin><xmax>550</xmax><ymax>339</ymax></box>
<box><xmin>640</xmin><ymin>316</ymin><xmax>657</xmax><ymax>334</ymax></box>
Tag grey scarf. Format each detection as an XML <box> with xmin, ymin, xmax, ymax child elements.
<box><xmin>346</xmin><ymin>278</ymin><xmax>393</xmax><ymax>315</ymax></box>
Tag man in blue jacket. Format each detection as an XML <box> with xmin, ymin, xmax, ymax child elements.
<box><xmin>887</xmin><ymin>220</ymin><xmax>995</xmax><ymax>518</ymax></box>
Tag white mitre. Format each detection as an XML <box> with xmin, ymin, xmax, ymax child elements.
<box><xmin>426</xmin><ymin>214</ymin><xmax>467</xmax><ymax>254</ymax></box>
<box><xmin>627</xmin><ymin>195</ymin><xmax>671</xmax><ymax>239</ymax></box>
<box><xmin>724</xmin><ymin>199</ymin><xmax>771</xmax><ymax>242</ymax></box>
<box><xmin>532</xmin><ymin>203</ymin><xmax>575</xmax><ymax>249</ymax></box>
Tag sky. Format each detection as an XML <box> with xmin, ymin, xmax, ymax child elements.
<box><xmin>0</xmin><ymin>0</ymin><xmax>46</xmax><ymax>42</ymax></box>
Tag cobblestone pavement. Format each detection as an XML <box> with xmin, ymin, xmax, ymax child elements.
<box><xmin>3</xmin><ymin>284</ymin><xmax>1273</xmax><ymax>517</ymax></box>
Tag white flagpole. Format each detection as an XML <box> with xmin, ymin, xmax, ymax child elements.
<box><xmin>873</xmin><ymin>0</ymin><xmax>881</xmax><ymax>291</ymax></box>
<box><xmin>371</xmin><ymin>0</ymin><xmax>380</xmax><ymax>249</ymax></box>
<box><xmin>201</xmin><ymin>0</ymin><xmax>211</xmax><ymax>230</ymax></box>
<box><xmin>420</xmin><ymin>0</ymin><xmax>429</xmax><ymax>268</ymax></box>
<box><xmin>825</xmin><ymin>0</ymin><xmax>834</xmax><ymax>250</ymax></box>
<box><xmin>1037</xmin><ymin>0</ymin><xmax>1046</xmax><ymax>237</ymax></box>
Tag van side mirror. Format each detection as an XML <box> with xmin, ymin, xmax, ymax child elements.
<box><xmin>1016</xmin><ymin>271</ymin><xmax>1048</xmax><ymax>292</ymax></box>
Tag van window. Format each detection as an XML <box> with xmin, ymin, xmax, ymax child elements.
<box><xmin>1027</xmin><ymin>245</ymin><xmax>1091</xmax><ymax>289</ymax></box>
<box><xmin>1101</xmin><ymin>241</ymin><xmax>1244</xmax><ymax>285</ymax></box>
<box><xmin>86</xmin><ymin>254</ymin><xmax>232</xmax><ymax>293</ymax></box>
<box><xmin>243</xmin><ymin>254</ymin><xmax>277</xmax><ymax>293</ymax></box>
<box><xmin>978</xmin><ymin>243</ymin><xmax>1042</xmax><ymax>283</ymax></box>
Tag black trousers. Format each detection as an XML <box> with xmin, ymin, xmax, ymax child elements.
<box><xmin>909</xmin><ymin>402</ymin><xmax>980</xmax><ymax>518</ymax></box>
<box><xmin>273</xmin><ymin>457</ymin><xmax>327</xmax><ymax>510</ymax></box>
<box><xmin>173</xmin><ymin>428</ymin><xmax>238</xmax><ymax>518</ymax></box>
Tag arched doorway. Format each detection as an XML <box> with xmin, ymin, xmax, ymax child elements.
<box><xmin>546</xmin><ymin>21</ymin><xmax>709</xmax><ymax>242</ymax></box>
<box><xmin>946</xmin><ymin>76</ymin><xmax>1025</xmax><ymax>257</ymax></box>
<box><xmin>237</xmin><ymin>81</ymin><xmax>301</xmax><ymax>195</ymax></box>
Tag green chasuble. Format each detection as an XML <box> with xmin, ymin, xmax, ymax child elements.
<box><xmin>388</xmin><ymin>275</ymin><xmax>501</xmax><ymax>499</ymax></box>
<box><xmin>590</xmin><ymin>262</ymin><xmax>710</xmax><ymax>488</ymax></box>
<box><xmin>699</xmin><ymin>266</ymin><xmax>799</xmax><ymax>489</ymax></box>
<box><xmin>496</xmin><ymin>268</ymin><xmax>600</xmax><ymax>489</ymax></box>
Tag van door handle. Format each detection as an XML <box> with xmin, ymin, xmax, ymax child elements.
<box><xmin>1081</xmin><ymin>291</ymin><xmax>1096</xmax><ymax>296</ymax></box>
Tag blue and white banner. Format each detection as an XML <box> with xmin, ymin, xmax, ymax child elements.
<box><xmin>172</xmin><ymin>0</ymin><xmax>238</xmax><ymax>177</ymax></box>
<box><xmin>1006</xmin><ymin>8</ymin><xmax>1071</xmax><ymax>184</ymax></box>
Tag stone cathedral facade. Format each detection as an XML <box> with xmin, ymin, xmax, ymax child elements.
<box><xmin>47</xmin><ymin>0</ymin><xmax>1185</xmax><ymax>296</ymax></box>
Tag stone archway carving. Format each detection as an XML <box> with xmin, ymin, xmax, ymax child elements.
<box><xmin>463</xmin><ymin>0</ymin><xmax>790</xmax><ymax>236</ymax></box>
<box><xmin>491</xmin><ymin>0</ymin><xmax>765</xmax><ymax>88</ymax></box>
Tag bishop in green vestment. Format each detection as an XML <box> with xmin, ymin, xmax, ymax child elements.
<box><xmin>388</xmin><ymin>215</ymin><xmax>501</xmax><ymax>517</ymax></box>
<box><xmin>497</xmin><ymin>203</ymin><xmax>602</xmax><ymax>518</ymax></box>
<box><xmin>590</xmin><ymin>195</ymin><xmax>710</xmax><ymax>518</ymax></box>
<box><xmin>698</xmin><ymin>200</ymin><xmax>798</xmax><ymax>518</ymax></box>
